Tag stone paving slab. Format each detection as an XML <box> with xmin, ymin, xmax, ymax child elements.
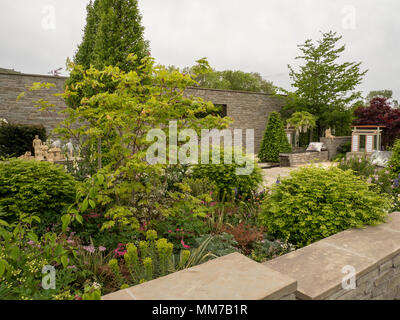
<box><xmin>102</xmin><ymin>252</ymin><xmax>297</xmax><ymax>300</ymax></box>
<box><xmin>263</xmin><ymin>212</ymin><xmax>400</xmax><ymax>300</ymax></box>
<box><xmin>260</xmin><ymin>161</ymin><xmax>336</xmax><ymax>188</ymax></box>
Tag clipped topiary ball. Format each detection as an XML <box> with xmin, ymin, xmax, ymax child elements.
<box><xmin>259</xmin><ymin>166</ymin><xmax>391</xmax><ymax>248</ymax></box>
<box><xmin>0</xmin><ymin>159</ymin><xmax>77</xmax><ymax>229</ymax></box>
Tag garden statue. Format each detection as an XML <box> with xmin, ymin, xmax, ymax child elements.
<box><xmin>65</xmin><ymin>139</ymin><xmax>74</xmax><ymax>158</ymax></box>
<box><xmin>325</xmin><ymin>128</ymin><xmax>334</xmax><ymax>139</ymax></box>
<box><xmin>51</xmin><ymin>139</ymin><xmax>61</xmax><ymax>148</ymax></box>
<box><xmin>48</xmin><ymin>146</ymin><xmax>63</xmax><ymax>161</ymax></box>
<box><xmin>33</xmin><ymin>135</ymin><xmax>43</xmax><ymax>159</ymax></box>
<box><xmin>41</xmin><ymin>142</ymin><xmax>49</xmax><ymax>160</ymax></box>
<box><xmin>18</xmin><ymin>151</ymin><xmax>33</xmax><ymax>160</ymax></box>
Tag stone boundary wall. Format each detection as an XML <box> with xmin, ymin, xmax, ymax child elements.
<box><xmin>320</xmin><ymin>136</ymin><xmax>351</xmax><ymax>160</ymax></box>
<box><xmin>0</xmin><ymin>72</ymin><xmax>284</xmax><ymax>153</ymax></box>
<box><xmin>102</xmin><ymin>212</ymin><xmax>400</xmax><ymax>300</ymax></box>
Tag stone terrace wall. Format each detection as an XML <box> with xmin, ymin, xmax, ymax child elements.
<box><xmin>0</xmin><ymin>72</ymin><xmax>284</xmax><ymax>153</ymax></box>
<box><xmin>264</xmin><ymin>212</ymin><xmax>400</xmax><ymax>300</ymax></box>
<box><xmin>102</xmin><ymin>212</ymin><xmax>400</xmax><ymax>300</ymax></box>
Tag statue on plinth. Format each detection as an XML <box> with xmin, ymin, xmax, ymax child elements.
<box><xmin>65</xmin><ymin>140</ymin><xmax>74</xmax><ymax>159</ymax></box>
<box><xmin>33</xmin><ymin>135</ymin><xmax>44</xmax><ymax>160</ymax></box>
<box><xmin>325</xmin><ymin>128</ymin><xmax>335</xmax><ymax>139</ymax></box>
<box><xmin>18</xmin><ymin>151</ymin><xmax>33</xmax><ymax>160</ymax></box>
<box><xmin>41</xmin><ymin>142</ymin><xmax>49</xmax><ymax>160</ymax></box>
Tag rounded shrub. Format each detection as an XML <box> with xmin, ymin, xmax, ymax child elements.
<box><xmin>0</xmin><ymin>159</ymin><xmax>77</xmax><ymax>227</ymax></box>
<box><xmin>192</xmin><ymin>147</ymin><xmax>263</xmax><ymax>201</ymax></box>
<box><xmin>259</xmin><ymin>166</ymin><xmax>391</xmax><ymax>248</ymax></box>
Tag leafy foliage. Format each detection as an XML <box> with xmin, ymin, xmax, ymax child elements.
<box><xmin>259</xmin><ymin>166</ymin><xmax>391</xmax><ymax>247</ymax></box>
<box><xmin>389</xmin><ymin>139</ymin><xmax>400</xmax><ymax>178</ymax></box>
<box><xmin>337</xmin><ymin>155</ymin><xmax>376</xmax><ymax>178</ymax></box>
<box><xmin>66</xmin><ymin>0</ymin><xmax>150</xmax><ymax>108</ymax></box>
<box><xmin>195</xmin><ymin>69</ymin><xmax>276</xmax><ymax>94</ymax></box>
<box><xmin>258</xmin><ymin>111</ymin><xmax>292</xmax><ymax>162</ymax></box>
<box><xmin>0</xmin><ymin>216</ymin><xmax>78</xmax><ymax>300</ymax></box>
<box><xmin>366</xmin><ymin>90</ymin><xmax>399</xmax><ymax>108</ymax></box>
<box><xmin>0</xmin><ymin>159</ymin><xmax>76</xmax><ymax>229</ymax></box>
<box><xmin>0</xmin><ymin>123</ymin><xmax>46</xmax><ymax>158</ymax></box>
<box><xmin>284</xmin><ymin>31</ymin><xmax>367</xmax><ymax>136</ymax></box>
<box><xmin>353</xmin><ymin>97</ymin><xmax>400</xmax><ymax>147</ymax></box>
<box><xmin>285</xmin><ymin>111</ymin><xmax>316</xmax><ymax>133</ymax></box>
<box><xmin>192</xmin><ymin>147</ymin><xmax>263</xmax><ymax>201</ymax></box>
<box><xmin>29</xmin><ymin>55</ymin><xmax>230</xmax><ymax>235</ymax></box>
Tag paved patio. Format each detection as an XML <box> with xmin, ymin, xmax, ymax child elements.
<box><xmin>261</xmin><ymin>161</ymin><xmax>337</xmax><ymax>188</ymax></box>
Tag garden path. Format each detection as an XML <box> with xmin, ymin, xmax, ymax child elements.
<box><xmin>260</xmin><ymin>161</ymin><xmax>337</xmax><ymax>188</ymax></box>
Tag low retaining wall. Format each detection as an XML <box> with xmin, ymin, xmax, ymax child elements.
<box><xmin>279</xmin><ymin>150</ymin><xmax>328</xmax><ymax>167</ymax></box>
<box><xmin>102</xmin><ymin>212</ymin><xmax>400</xmax><ymax>300</ymax></box>
<box><xmin>102</xmin><ymin>252</ymin><xmax>297</xmax><ymax>300</ymax></box>
<box><xmin>264</xmin><ymin>212</ymin><xmax>400</xmax><ymax>300</ymax></box>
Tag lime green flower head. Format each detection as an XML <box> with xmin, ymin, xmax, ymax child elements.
<box><xmin>146</xmin><ymin>230</ymin><xmax>158</xmax><ymax>241</ymax></box>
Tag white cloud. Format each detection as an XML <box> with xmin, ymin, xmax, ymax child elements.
<box><xmin>0</xmin><ymin>0</ymin><xmax>399</xmax><ymax>99</ymax></box>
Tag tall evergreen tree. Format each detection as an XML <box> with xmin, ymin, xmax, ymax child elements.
<box><xmin>65</xmin><ymin>0</ymin><xmax>150</xmax><ymax>107</ymax></box>
<box><xmin>258</xmin><ymin>112</ymin><xmax>292</xmax><ymax>163</ymax></box>
<box><xmin>74</xmin><ymin>0</ymin><xmax>101</xmax><ymax>69</ymax></box>
<box><xmin>92</xmin><ymin>0</ymin><xmax>150</xmax><ymax>71</ymax></box>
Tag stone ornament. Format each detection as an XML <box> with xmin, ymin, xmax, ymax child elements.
<box><xmin>325</xmin><ymin>128</ymin><xmax>334</xmax><ymax>139</ymax></box>
<box><xmin>33</xmin><ymin>135</ymin><xmax>43</xmax><ymax>160</ymax></box>
<box><xmin>21</xmin><ymin>137</ymin><xmax>66</xmax><ymax>163</ymax></box>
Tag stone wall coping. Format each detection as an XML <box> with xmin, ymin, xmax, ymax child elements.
<box><xmin>101</xmin><ymin>252</ymin><xmax>297</xmax><ymax>300</ymax></box>
<box><xmin>0</xmin><ymin>71</ymin><xmax>67</xmax><ymax>80</ymax></box>
<box><xmin>0</xmin><ymin>71</ymin><xmax>286</xmax><ymax>97</ymax></box>
<box><xmin>263</xmin><ymin>212</ymin><xmax>400</xmax><ymax>300</ymax></box>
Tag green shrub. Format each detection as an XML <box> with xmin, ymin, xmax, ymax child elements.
<box><xmin>0</xmin><ymin>159</ymin><xmax>77</xmax><ymax>228</ymax></box>
<box><xmin>258</xmin><ymin>112</ymin><xmax>292</xmax><ymax>163</ymax></box>
<box><xmin>194</xmin><ymin>233</ymin><xmax>239</xmax><ymax>260</ymax></box>
<box><xmin>337</xmin><ymin>155</ymin><xmax>375</xmax><ymax>178</ymax></box>
<box><xmin>0</xmin><ymin>123</ymin><xmax>46</xmax><ymax>158</ymax></box>
<box><xmin>259</xmin><ymin>166</ymin><xmax>391</xmax><ymax>248</ymax></box>
<box><xmin>192</xmin><ymin>147</ymin><xmax>263</xmax><ymax>201</ymax></box>
<box><xmin>389</xmin><ymin>139</ymin><xmax>400</xmax><ymax>178</ymax></box>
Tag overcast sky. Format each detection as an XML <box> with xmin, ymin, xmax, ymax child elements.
<box><xmin>0</xmin><ymin>0</ymin><xmax>399</xmax><ymax>100</ymax></box>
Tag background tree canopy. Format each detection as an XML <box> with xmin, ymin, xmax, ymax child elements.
<box><xmin>167</xmin><ymin>65</ymin><xmax>276</xmax><ymax>94</ymax></box>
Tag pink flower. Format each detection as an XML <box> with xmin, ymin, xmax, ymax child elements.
<box><xmin>99</xmin><ymin>246</ymin><xmax>106</xmax><ymax>252</ymax></box>
<box><xmin>168</xmin><ymin>230</ymin><xmax>172</xmax><ymax>233</ymax></box>
<box><xmin>27</xmin><ymin>240</ymin><xmax>35</xmax><ymax>246</ymax></box>
<box><xmin>181</xmin><ymin>239</ymin><xmax>190</xmax><ymax>249</ymax></box>
<box><xmin>83</xmin><ymin>245</ymin><xmax>95</xmax><ymax>253</ymax></box>
<box><xmin>67</xmin><ymin>239</ymin><xmax>75</xmax><ymax>244</ymax></box>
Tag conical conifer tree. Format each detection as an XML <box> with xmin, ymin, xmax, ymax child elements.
<box><xmin>65</xmin><ymin>0</ymin><xmax>150</xmax><ymax>107</ymax></box>
<box><xmin>258</xmin><ymin>112</ymin><xmax>292</xmax><ymax>162</ymax></box>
